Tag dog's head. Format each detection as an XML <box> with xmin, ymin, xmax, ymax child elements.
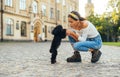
<box><xmin>52</xmin><ymin>25</ymin><xmax>63</xmax><ymax>36</ymax></box>
<box><xmin>52</xmin><ymin>25</ymin><xmax>66</xmax><ymax>38</ymax></box>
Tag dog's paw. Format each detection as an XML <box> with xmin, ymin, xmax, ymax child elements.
<box><xmin>51</xmin><ymin>60</ymin><xmax>56</xmax><ymax>64</ymax></box>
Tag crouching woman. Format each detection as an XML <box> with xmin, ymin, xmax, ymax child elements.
<box><xmin>66</xmin><ymin>11</ymin><xmax>102</xmax><ymax>63</ymax></box>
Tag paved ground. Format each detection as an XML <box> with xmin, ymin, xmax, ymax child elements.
<box><xmin>0</xmin><ymin>42</ymin><xmax>120</xmax><ymax>77</ymax></box>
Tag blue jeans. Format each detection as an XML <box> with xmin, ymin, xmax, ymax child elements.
<box><xmin>68</xmin><ymin>35</ymin><xmax>102</xmax><ymax>52</ymax></box>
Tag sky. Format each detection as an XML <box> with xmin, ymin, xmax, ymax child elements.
<box><xmin>79</xmin><ymin>0</ymin><xmax>109</xmax><ymax>17</ymax></box>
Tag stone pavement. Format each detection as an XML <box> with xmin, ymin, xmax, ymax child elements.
<box><xmin>0</xmin><ymin>42</ymin><xmax>120</xmax><ymax>77</ymax></box>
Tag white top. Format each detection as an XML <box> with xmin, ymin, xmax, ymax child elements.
<box><xmin>70</xmin><ymin>21</ymin><xmax>99</xmax><ymax>42</ymax></box>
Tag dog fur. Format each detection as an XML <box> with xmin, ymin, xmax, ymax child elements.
<box><xmin>49</xmin><ymin>25</ymin><xmax>66</xmax><ymax>64</ymax></box>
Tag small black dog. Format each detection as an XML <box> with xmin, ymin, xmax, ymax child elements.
<box><xmin>49</xmin><ymin>25</ymin><xmax>66</xmax><ymax>64</ymax></box>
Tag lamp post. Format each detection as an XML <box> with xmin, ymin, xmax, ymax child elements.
<box><xmin>1</xmin><ymin>0</ymin><xmax>3</xmax><ymax>41</ymax></box>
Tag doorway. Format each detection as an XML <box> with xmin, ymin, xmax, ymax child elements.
<box><xmin>34</xmin><ymin>22</ymin><xmax>41</xmax><ymax>42</ymax></box>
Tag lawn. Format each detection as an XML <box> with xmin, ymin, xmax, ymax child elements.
<box><xmin>103</xmin><ymin>42</ymin><xmax>120</xmax><ymax>47</ymax></box>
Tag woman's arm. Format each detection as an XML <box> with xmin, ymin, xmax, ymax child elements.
<box><xmin>66</xmin><ymin>29</ymin><xmax>88</xmax><ymax>42</ymax></box>
<box><xmin>66</xmin><ymin>29</ymin><xmax>79</xmax><ymax>42</ymax></box>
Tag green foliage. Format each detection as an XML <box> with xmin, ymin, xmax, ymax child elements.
<box><xmin>87</xmin><ymin>0</ymin><xmax>120</xmax><ymax>42</ymax></box>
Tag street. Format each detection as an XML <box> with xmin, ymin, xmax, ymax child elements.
<box><xmin>0</xmin><ymin>42</ymin><xmax>120</xmax><ymax>77</ymax></box>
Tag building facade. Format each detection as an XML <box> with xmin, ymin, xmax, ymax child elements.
<box><xmin>0</xmin><ymin>0</ymin><xmax>79</xmax><ymax>41</ymax></box>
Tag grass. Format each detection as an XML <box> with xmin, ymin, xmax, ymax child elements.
<box><xmin>0</xmin><ymin>41</ymin><xmax>120</xmax><ymax>47</ymax></box>
<box><xmin>103</xmin><ymin>42</ymin><xmax>120</xmax><ymax>47</ymax></box>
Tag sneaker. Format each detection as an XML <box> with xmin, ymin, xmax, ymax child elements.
<box><xmin>91</xmin><ymin>49</ymin><xmax>102</xmax><ymax>63</ymax></box>
<box><xmin>67</xmin><ymin>51</ymin><xmax>81</xmax><ymax>62</ymax></box>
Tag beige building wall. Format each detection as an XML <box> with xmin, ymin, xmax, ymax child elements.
<box><xmin>3</xmin><ymin>13</ymin><xmax>30</xmax><ymax>40</ymax></box>
<box><xmin>2</xmin><ymin>0</ymin><xmax>31</xmax><ymax>41</ymax></box>
<box><xmin>0</xmin><ymin>0</ymin><xmax>2</xmax><ymax>39</ymax></box>
<box><xmin>0</xmin><ymin>0</ymin><xmax>79</xmax><ymax>41</ymax></box>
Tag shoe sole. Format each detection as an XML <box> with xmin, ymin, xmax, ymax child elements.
<box><xmin>67</xmin><ymin>58</ymin><xmax>81</xmax><ymax>62</ymax></box>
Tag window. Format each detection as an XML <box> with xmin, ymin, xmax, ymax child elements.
<box><xmin>32</xmin><ymin>1</ymin><xmax>38</xmax><ymax>13</ymax></box>
<box><xmin>21</xmin><ymin>21</ymin><xmax>27</xmax><ymax>36</ymax></box>
<box><xmin>56</xmin><ymin>0</ymin><xmax>60</xmax><ymax>3</ymax></box>
<box><xmin>6</xmin><ymin>18</ymin><xmax>14</xmax><ymax>35</ymax></box>
<box><xmin>20</xmin><ymin>0</ymin><xmax>26</xmax><ymax>10</ymax></box>
<box><xmin>42</xmin><ymin>4</ymin><xmax>46</xmax><ymax>16</ymax></box>
<box><xmin>16</xmin><ymin>21</ymin><xmax>19</xmax><ymax>30</ymax></box>
<box><xmin>50</xmin><ymin>8</ymin><xmax>54</xmax><ymax>19</ymax></box>
<box><xmin>62</xmin><ymin>0</ymin><xmax>66</xmax><ymax>5</ymax></box>
<box><xmin>57</xmin><ymin>10</ymin><xmax>60</xmax><ymax>20</ymax></box>
<box><xmin>5</xmin><ymin>0</ymin><xmax>12</xmax><ymax>7</ymax></box>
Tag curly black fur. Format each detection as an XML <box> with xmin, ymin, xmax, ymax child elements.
<box><xmin>50</xmin><ymin>25</ymin><xmax>66</xmax><ymax>64</ymax></box>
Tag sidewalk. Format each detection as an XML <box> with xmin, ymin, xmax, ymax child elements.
<box><xmin>0</xmin><ymin>42</ymin><xmax>120</xmax><ymax>77</ymax></box>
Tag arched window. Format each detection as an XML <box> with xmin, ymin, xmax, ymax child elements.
<box><xmin>20</xmin><ymin>0</ymin><xmax>26</xmax><ymax>10</ymax></box>
<box><xmin>6</xmin><ymin>18</ymin><xmax>14</xmax><ymax>35</ymax></box>
<box><xmin>32</xmin><ymin>1</ymin><xmax>38</xmax><ymax>13</ymax></box>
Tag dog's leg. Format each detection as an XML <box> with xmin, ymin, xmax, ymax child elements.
<box><xmin>50</xmin><ymin>36</ymin><xmax>61</xmax><ymax>64</ymax></box>
<box><xmin>50</xmin><ymin>36</ymin><xmax>58</xmax><ymax>53</ymax></box>
<box><xmin>51</xmin><ymin>49</ymin><xmax>57</xmax><ymax>64</ymax></box>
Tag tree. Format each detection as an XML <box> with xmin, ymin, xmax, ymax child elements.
<box><xmin>107</xmin><ymin>0</ymin><xmax>120</xmax><ymax>42</ymax></box>
<box><xmin>87</xmin><ymin>0</ymin><xmax>120</xmax><ymax>42</ymax></box>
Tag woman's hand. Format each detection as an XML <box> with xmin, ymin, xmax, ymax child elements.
<box><xmin>66</xmin><ymin>29</ymin><xmax>72</xmax><ymax>36</ymax></box>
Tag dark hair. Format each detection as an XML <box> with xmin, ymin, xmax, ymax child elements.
<box><xmin>68</xmin><ymin>11</ymin><xmax>86</xmax><ymax>21</ymax></box>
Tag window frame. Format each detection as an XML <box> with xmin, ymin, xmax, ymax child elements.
<box><xmin>6</xmin><ymin>18</ymin><xmax>14</xmax><ymax>36</ymax></box>
<box><xmin>5</xmin><ymin>0</ymin><xmax>12</xmax><ymax>7</ymax></box>
<box><xmin>50</xmin><ymin>8</ymin><xmax>54</xmax><ymax>19</ymax></box>
<box><xmin>42</xmin><ymin>4</ymin><xmax>46</xmax><ymax>16</ymax></box>
<box><xmin>20</xmin><ymin>0</ymin><xmax>26</xmax><ymax>10</ymax></box>
<box><xmin>32</xmin><ymin>1</ymin><xmax>38</xmax><ymax>13</ymax></box>
<box><xmin>21</xmin><ymin>21</ymin><xmax>27</xmax><ymax>36</ymax></box>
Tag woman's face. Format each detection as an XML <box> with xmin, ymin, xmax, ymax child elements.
<box><xmin>68</xmin><ymin>17</ymin><xmax>79</xmax><ymax>29</ymax></box>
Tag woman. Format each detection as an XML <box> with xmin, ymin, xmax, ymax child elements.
<box><xmin>66</xmin><ymin>11</ymin><xmax>102</xmax><ymax>63</ymax></box>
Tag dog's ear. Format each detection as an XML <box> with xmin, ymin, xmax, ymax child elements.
<box><xmin>52</xmin><ymin>25</ymin><xmax>63</xmax><ymax>35</ymax></box>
